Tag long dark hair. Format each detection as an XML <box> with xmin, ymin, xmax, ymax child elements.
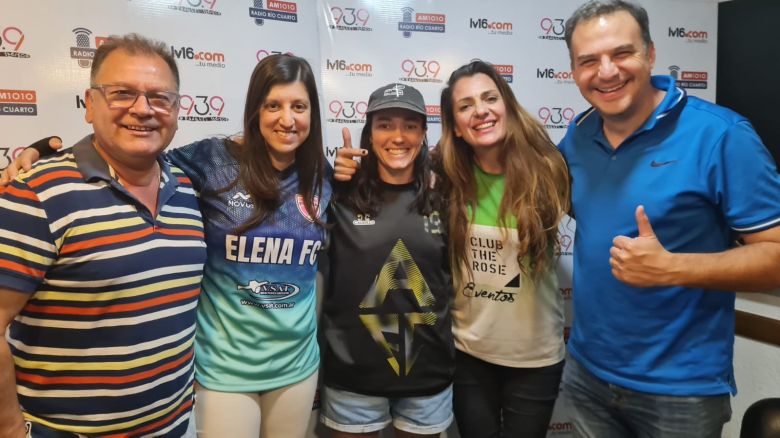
<box><xmin>440</xmin><ymin>60</ymin><xmax>569</xmax><ymax>279</ymax></box>
<box><xmin>336</xmin><ymin>111</ymin><xmax>439</xmax><ymax>217</ymax></box>
<box><xmin>228</xmin><ymin>54</ymin><xmax>325</xmax><ymax>234</ymax></box>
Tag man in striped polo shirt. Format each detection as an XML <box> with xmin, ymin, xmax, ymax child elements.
<box><xmin>0</xmin><ymin>34</ymin><xmax>206</xmax><ymax>437</ymax></box>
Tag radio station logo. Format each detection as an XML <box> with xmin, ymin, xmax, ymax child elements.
<box><xmin>0</xmin><ymin>26</ymin><xmax>30</xmax><ymax>58</ymax></box>
<box><xmin>327</xmin><ymin>99</ymin><xmax>367</xmax><ymax>124</ymax></box>
<box><xmin>256</xmin><ymin>49</ymin><xmax>293</xmax><ymax>62</ymax></box>
<box><xmin>0</xmin><ymin>146</ymin><xmax>25</xmax><ymax>170</ymax></box>
<box><xmin>326</xmin><ymin>58</ymin><xmax>373</xmax><ymax>77</ymax></box>
<box><xmin>329</xmin><ymin>6</ymin><xmax>372</xmax><ymax>31</ymax></box>
<box><xmin>468</xmin><ymin>17</ymin><xmax>513</xmax><ymax>35</ymax></box>
<box><xmin>70</xmin><ymin>28</ymin><xmax>108</xmax><ymax>68</ymax></box>
<box><xmin>426</xmin><ymin>105</ymin><xmax>440</xmax><ymax>124</ymax></box>
<box><xmin>536</xmin><ymin>67</ymin><xmax>574</xmax><ymax>84</ymax></box>
<box><xmin>249</xmin><ymin>0</ymin><xmax>298</xmax><ymax>25</ymax></box>
<box><xmin>75</xmin><ymin>94</ymin><xmax>87</xmax><ymax>110</ymax></box>
<box><xmin>400</xmin><ymin>59</ymin><xmax>442</xmax><ymax>84</ymax></box>
<box><xmin>171</xmin><ymin>46</ymin><xmax>226</xmax><ymax>68</ymax></box>
<box><xmin>668</xmin><ymin>26</ymin><xmax>708</xmax><ymax>43</ymax></box>
<box><xmin>178</xmin><ymin>94</ymin><xmax>228</xmax><ymax>122</ymax></box>
<box><xmin>169</xmin><ymin>0</ymin><xmax>221</xmax><ymax>16</ymax></box>
<box><xmin>538</xmin><ymin>17</ymin><xmax>565</xmax><ymax>41</ymax></box>
<box><xmin>669</xmin><ymin>65</ymin><xmax>708</xmax><ymax>89</ymax></box>
<box><xmin>0</xmin><ymin>89</ymin><xmax>37</xmax><ymax>116</ymax></box>
<box><xmin>548</xmin><ymin>422</ymin><xmax>574</xmax><ymax>435</ymax></box>
<box><xmin>398</xmin><ymin>7</ymin><xmax>446</xmax><ymax>38</ymax></box>
<box><xmin>557</xmin><ymin>232</ymin><xmax>573</xmax><ymax>256</ymax></box>
<box><xmin>556</xmin><ymin>216</ymin><xmax>575</xmax><ymax>256</ymax></box>
<box><xmin>493</xmin><ymin>64</ymin><xmax>514</xmax><ymax>83</ymax></box>
<box><xmin>538</xmin><ymin>106</ymin><xmax>575</xmax><ymax>130</ymax></box>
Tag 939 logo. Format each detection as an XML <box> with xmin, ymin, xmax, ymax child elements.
<box><xmin>256</xmin><ymin>49</ymin><xmax>293</xmax><ymax>62</ymax></box>
<box><xmin>169</xmin><ymin>0</ymin><xmax>221</xmax><ymax>16</ymax></box>
<box><xmin>0</xmin><ymin>26</ymin><xmax>30</xmax><ymax>58</ymax></box>
<box><xmin>538</xmin><ymin>17</ymin><xmax>565</xmax><ymax>41</ymax></box>
<box><xmin>399</xmin><ymin>59</ymin><xmax>442</xmax><ymax>84</ymax></box>
<box><xmin>0</xmin><ymin>146</ymin><xmax>26</xmax><ymax>170</ymax></box>
<box><xmin>329</xmin><ymin>6</ymin><xmax>372</xmax><ymax>31</ymax></box>
<box><xmin>538</xmin><ymin>106</ymin><xmax>575</xmax><ymax>130</ymax></box>
<box><xmin>327</xmin><ymin>99</ymin><xmax>367</xmax><ymax>124</ymax></box>
<box><xmin>178</xmin><ymin>94</ymin><xmax>228</xmax><ymax>122</ymax></box>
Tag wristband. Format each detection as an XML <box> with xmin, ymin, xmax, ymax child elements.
<box><xmin>28</xmin><ymin>136</ymin><xmax>61</xmax><ymax>158</ymax></box>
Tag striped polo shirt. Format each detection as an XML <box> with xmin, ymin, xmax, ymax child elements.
<box><xmin>0</xmin><ymin>135</ymin><xmax>207</xmax><ymax>436</ymax></box>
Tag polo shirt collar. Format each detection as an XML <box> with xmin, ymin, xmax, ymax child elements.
<box><xmin>633</xmin><ymin>75</ymin><xmax>687</xmax><ymax>135</ymax></box>
<box><xmin>72</xmin><ymin>134</ymin><xmax>176</xmax><ymax>188</ymax></box>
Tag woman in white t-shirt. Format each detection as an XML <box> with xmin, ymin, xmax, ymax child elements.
<box><xmin>438</xmin><ymin>59</ymin><xmax>570</xmax><ymax>438</ymax></box>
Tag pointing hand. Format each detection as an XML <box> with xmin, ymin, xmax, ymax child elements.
<box><xmin>333</xmin><ymin>127</ymin><xmax>365</xmax><ymax>182</ymax></box>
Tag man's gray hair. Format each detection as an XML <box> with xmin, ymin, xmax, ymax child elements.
<box><xmin>90</xmin><ymin>33</ymin><xmax>179</xmax><ymax>89</ymax></box>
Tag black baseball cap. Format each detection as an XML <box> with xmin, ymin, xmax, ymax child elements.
<box><xmin>366</xmin><ymin>83</ymin><xmax>426</xmax><ymax>116</ymax></box>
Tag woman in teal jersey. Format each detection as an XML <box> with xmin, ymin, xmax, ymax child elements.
<box><xmin>439</xmin><ymin>60</ymin><xmax>570</xmax><ymax>438</ymax></box>
<box><xmin>173</xmin><ymin>54</ymin><xmax>330</xmax><ymax>438</ymax></box>
<box><xmin>5</xmin><ymin>53</ymin><xmax>329</xmax><ymax>438</ymax></box>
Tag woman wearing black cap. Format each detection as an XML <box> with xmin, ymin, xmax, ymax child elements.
<box><xmin>319</xmin><ymin>83</ymin><xmax>454</xmax><ymax>438</ymax></box>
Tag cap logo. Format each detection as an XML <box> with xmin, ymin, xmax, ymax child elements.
<box><xmin>384</xmin><ymin>84</ymin><xmax>405</xmax><ymax>97</ymax></box>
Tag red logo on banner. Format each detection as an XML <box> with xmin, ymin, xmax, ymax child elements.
<box><xmin>0</xmin><ymin>26</ymin><xmax>31</xmax><ymax>58</ymax></box>
<box><xmin>0</xmin><ymin>89</ymin><xmax>37</xmax><ymax>116</ymax></box>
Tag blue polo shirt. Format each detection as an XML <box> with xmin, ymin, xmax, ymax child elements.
<box><xmin>559</xmin><ymin>75</ymin><xmax>780</xmax><ymax>396</ymax></box>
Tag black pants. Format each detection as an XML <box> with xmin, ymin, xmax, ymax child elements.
<box><xmin>453</xmin><ymin>350</ymin><xmax>564</xmax><ymax>438</ymax></box>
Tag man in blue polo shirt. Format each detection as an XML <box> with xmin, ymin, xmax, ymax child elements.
<box><xmin>0</xmin><ymin>34</ymin><xmax>206</xmax><ymax>437</ymax></box>
<box><xmin>558</xmin><ymin>1</ymin><xmax>780</xmax><ymax>437</ymax></box>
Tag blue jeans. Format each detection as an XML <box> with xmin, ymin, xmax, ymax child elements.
<box><xmin>453</xmin><ymin>350</ymin><xmax>563</xmax><ymax>438</ymax></box>
<box><xmin>320</xmin><ymin>385</ymin><xmax>453</xmax><ymax>434</ymax></box>
<box><xmin>562</xmin><ymin>357</ymin><xmax>731</xmax><ymax>438</ymax></box>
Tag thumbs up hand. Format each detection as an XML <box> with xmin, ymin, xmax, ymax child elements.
<box><xmin>333</xmin><ymin>127</ymin><xmax>366</xmax><ymax>182</ymax></box>
<box><xmin>609</xmin><ymin>205</ymin><xmax>674</xmax><ymax>287</ymax></box>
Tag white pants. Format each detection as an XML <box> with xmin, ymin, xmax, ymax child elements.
<box><xmin>194</xmin><ymin>370</ymin><xmax>318</xmax><ymax>438</ymax></box>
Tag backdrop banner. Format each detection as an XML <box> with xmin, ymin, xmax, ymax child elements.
<box><xmin>0</xmin><ymin>1</ymin><xmax>717</xmax><ymax>436</ymax></box>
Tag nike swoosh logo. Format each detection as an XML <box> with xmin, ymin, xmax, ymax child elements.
<box><xmin>650</xmin><ymin>160</ymin><xmax>678</xmax><ymax>167</ymax></box>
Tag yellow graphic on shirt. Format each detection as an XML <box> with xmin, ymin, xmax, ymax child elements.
<box><xmin>359</xmin><ymin>239</ymin><xmax>437</xmax><ymax>376</ymax></box>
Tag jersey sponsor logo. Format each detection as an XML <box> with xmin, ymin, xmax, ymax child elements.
<box><xmin>650</xmin><ymin>159</ymin><xmax>677</xmax><ymax>168</ymax></box>
<box><xmin>359</xmin><ymin>239</ymin><xmax>437</xmax><ymax>376</ymax></box>
<box><xmin>423</xmin><ymin>211</ymin><xmax>443</xmax><ymax>234</ymax></box>
<box><xmin>229</xmin><ymin>191</ymin><xmax>254</xmax><ymax>209</ymax></box>
<box><xmin>461</xmin><ymin>281</ymin><xmax>516</xmax><ymax>302</ymax></box>
<box><xmin>352</xmin><ymin>213</ymin><xmax>375</xmax><ymax>225</ymax></box>
<box><xmin>296</xmin><ymin>194</ymin><xmax>321</xmax><ymax>222</ymax></box>
<box><xmin>238</xmin><ymin>279</ymin><xmax>300</xmax><ymax>300</ymax></box>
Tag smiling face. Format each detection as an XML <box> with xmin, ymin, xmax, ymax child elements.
<box><xmin>85</xmin><ymin>49</ymin><xmax>179</xmax><ymax>170</ymax></box>
<box><xmin>451</xmin><ymin>73</ymin><xmax>507</xmax><ymax>156</ymax></box>
<box><xmin>258</xmin><ymin>81</ymin><xmax>311</xmax><ymax>170</ymax></box>
<box><xmin>370</xmin><ymin>108</ymin><xmax>425</xmax><ymax>184</ymax></box>
<box><xmin>570</xmin><ymin>10</ymin><xmax>657</xmax><ymax>125</ymax></box>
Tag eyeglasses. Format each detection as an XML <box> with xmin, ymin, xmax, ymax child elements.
<box><xmin>90</xmin><ymin>84</ymin><xmax>180</xmax><ymax>114</ymax></box>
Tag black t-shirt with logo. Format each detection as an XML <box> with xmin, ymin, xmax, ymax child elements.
<box><xmin>321</xmin><ymin>181</ymin><xmax>454</xmax><ymax>397</ymax></box>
